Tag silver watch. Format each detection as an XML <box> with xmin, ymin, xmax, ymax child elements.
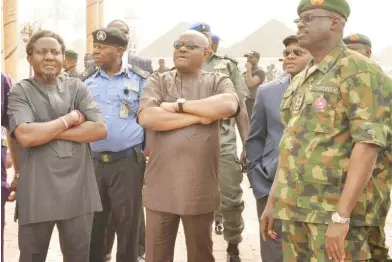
<box><xmin>331</xmin><ymin>212</ymin><xmax>350</xmax><ymax>224</ymax></box>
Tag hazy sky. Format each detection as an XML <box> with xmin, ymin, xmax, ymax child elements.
<box><xmin>19</xmin><ymin>0</ymin><xmax>392</xmax><ymax>53</ymax></box>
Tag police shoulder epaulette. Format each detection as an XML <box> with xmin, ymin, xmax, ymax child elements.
<box><xmin>128</xmin><ymin>64</ymin><xmax>150</xmax><ymax>79</ymax></box>
<box><xmin>223</xmin><ymin>55</ymin><xmax>238</xmax><ymax>64</ymax></box>
<box><xmin>79</xmin><ymin>66</ymin><xmax>98</xmax><ymax>81</ymax></box>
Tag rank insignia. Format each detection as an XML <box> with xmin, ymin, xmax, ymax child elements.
<box><xmin>311</xmin><ymin>0</ymin><xmax>324</xmax><ymax>6</ymax></box>
<box><xmin>293</xmin><ymin>93</ymin><xmax>304</xmax><ymax>111</ymax></box>
<box><xmin>349</xmin><ymin>34</ymin><xmax>360</xmax><ymax>42</ymax></box>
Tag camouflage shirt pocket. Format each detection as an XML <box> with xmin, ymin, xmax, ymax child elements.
<box><xmin>296</xmin><ymin>166</ymin><xmax>343</xmax><ymax>212</ymax></box>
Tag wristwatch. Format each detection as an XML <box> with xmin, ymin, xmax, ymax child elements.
<box><xmin>331</xmin><ymin>212</ymin><xmax>350</xmax><ymax>224</ymax></box>
<box><xmin>177</xmin><ymin>98</ymin><xmax>186</xmax><ymax>113</ymax></box>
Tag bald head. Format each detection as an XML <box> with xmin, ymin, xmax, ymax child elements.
<box><xmin>180</xmin><ymin>30</ymin><xmax>209</xmax><ymax>49</ymax></box>
<box><xmin>173</xmin><ymin>30</ymin><xmax>211</xmax><ymax>74</ymax></box>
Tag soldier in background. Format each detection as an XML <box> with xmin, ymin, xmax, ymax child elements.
<box><xmin>155</xmin><ymin>58</ymin><xmax>170</xmax><ymax>73</ymax></box>
<box><xmin>211</xmin><ymin>34</ymin><xmax>220</xmax><ymax>53</ymax></box>
<box><xmin>107</xmin><ymin>20</ymin><xmax>153</xmax><ymax>73</ymax></box>
<box><xmin>63</xmin><ymin>50</ymin><xmax>80</xmax><ymax>77</ymax></box>
<box><xmin>344</xmin><ymin>33</ymin><xmax>392</xmax><ymax>260</ymax></box>
<box><xmin>261</xmin><ymin>0</ymin><xmax>392</xmax><ymax>261</ymax></box>
<box><xmin>243</xmin><ymin>51</ymin><xmax>265</xmax><ymax>120</ymax></box>
<box><xmin>190</xmin><ymin>23</ymin><xmax>249</xmax><ymax>262</ymax></box>
<box><xmin>343</xmin><ymin>33</ymin><xmax>372</xmax><ymax>58</ymax></box>
<box><xmin>84</xmin><ymin>53</ymin><xmax>94</xmax><ymax>71</ymax></box>
<box><xmin>265</xmin><ymin>64</ymin><xmax>277</xmax><ymax>82</ymax></box>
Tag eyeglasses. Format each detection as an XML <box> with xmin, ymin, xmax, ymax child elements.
<box><xmin>173</xmin><ymin>40</ymin><xmax>203</xmax><ymax>50</ymax></box>
<box><xmin>283</xmin><ymin>48</ymin><xmax>306</xmax><ymax>57</ymax></box>
<box><xmin>294</xmin><ymin>15</ymin><xmax>334</xmax><ymax>24</ymax></box>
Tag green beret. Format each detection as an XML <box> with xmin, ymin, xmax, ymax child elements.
<box><xmin>65</xmin><ymin>50</ymin><xmax>78</xmax><ymax>60</ymax></box>
<box><xmin>92</xmin><ymin>28</ymin><xmax>128</xmax><ymax>48</ymax></box>
<box><xmin>297</xmin><ymin>0</ymin><xmax>350</xmax><ymax>20</ymax></box>
<box><xmin>343</xmin><ymin>34</ymin><xmax>372</xmax><ymax>48</ymax></box>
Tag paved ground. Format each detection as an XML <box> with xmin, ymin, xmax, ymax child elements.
<box><xmin>3</xmin><ymin>169</ymin><xmax>260</xmax><ymax>262</ymax></box>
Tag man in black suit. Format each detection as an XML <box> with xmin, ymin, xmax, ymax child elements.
<box><xmin>245</xmin><ymin>35</ymin><xmax>312</xmax><ymax>261</ymax></box>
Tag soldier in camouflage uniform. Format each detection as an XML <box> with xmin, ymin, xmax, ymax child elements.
<box><xmin>343</xmin><ymin>33</ymin><xmax>372</xmax><ymax>58</ymax></box>
<box><xmin>344</xmin><ymin>33</ymin><xmax>392</xmax><ymax>261</ymax></box>
<box><xmin>260</xmin><ymin>0</ymin><xmax>392</xmax><ymax>261</ymax></box>
<box><xmin>190</xmin><ymin>23</ymin><xmax>249</xmax><ymax>262</ymax></box>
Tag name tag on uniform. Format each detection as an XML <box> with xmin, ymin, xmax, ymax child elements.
<box><xmin>309</xmin><ymin>85</ymin><xmax>339</xmax><ymax>95</ymax></box>
<box><xmin>120</xmin><ymin>102</ymin><xmax>129</xmax><ymax>118</ymax></box>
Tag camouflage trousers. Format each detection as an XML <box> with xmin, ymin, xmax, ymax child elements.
<box><xmin>281</xmin><ymin>220</ymin><xmax>391</xmax><ymax>261</ymax></box>
<box><xmin>214</xmin><ymin>153</ymin><xmax>245</xmax><ymax>244</ymax></box>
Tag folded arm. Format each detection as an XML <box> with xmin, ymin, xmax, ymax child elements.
<box><xmin>55</xmin><ymin>121</ymin><xmax>107</xmax><ymax>143</ymax></box>
<box><xmin>13</xmin><ymin>119</ymin><xmax>67</xmax><ymax>148</ymax></box>
<box><xmin>182</xmin><ymin>93</ymin><xmax>239</xmax><ymax>120</ymax></box>
<box><xmin>138</xmin><ymin>107</ymin><xmax>202</xmax><ymax>131</ymax></box>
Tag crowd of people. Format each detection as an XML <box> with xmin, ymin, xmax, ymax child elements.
<box><xmin>1</xmin><ymin>0</ymin><xmax>392</xmax><ymax>261</ymax></box>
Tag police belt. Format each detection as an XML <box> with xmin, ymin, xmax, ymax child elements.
<box><xmin>92</xmin><ymin>144</ymin><xmax>142</xmax><ymax>163</ymax></box>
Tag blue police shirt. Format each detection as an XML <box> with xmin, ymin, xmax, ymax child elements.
<box><xmin>84</xmin><ymin>63</ymin><xmax>146</xmax><ymax>152</ymax></box>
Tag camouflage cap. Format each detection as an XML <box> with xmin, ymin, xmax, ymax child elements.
<box><xmin>211</xmin><ymin>34</ymin><xmax>220</xmax><ymax>43</ymax></box>
<box><xmin>244</xmin><ymin>51</ymin><xmax>260</xmax><ymax>58</ymax></box>
<box><xmin>343</xmin><ymin>33</ymin><xmax>372</xmax><ymax>48</ymax></box>
<box><xmin>65</xmin><ymin>50</ymin><xmax>78</xmax><ymax>60</ymax></box>
<box><xmin>189</xmin><ymin>23</ymin><xmax>211</xmax><ymax>33</ymax></box>
<box><xmin>92</xmin><ymin>27</ymin><xmax>128</xmax><ymax>48</ymax></box>
<box><xmin>297</xmin><ymin>0</ymin><xmax>351</xmax><ymax>19</ymax></box>
<box><xmin>283</xmin><ymin>35</ymin><xmax>298</xmax><ymax>47</ymax></box>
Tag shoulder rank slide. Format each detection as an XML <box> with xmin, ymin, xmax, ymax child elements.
<box><xmin>79</xmin><ymin>66</ymin><xmax>99</xmax><ymax>82</ymax></box>
<box><xmin>128</xmin><ymin>64</ymin><xmax>150</xmax><ymax>79</ymax></box>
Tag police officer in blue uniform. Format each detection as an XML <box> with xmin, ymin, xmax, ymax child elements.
<box><xmin>104</xmin><ymin>19</ymin><xmax>150</xmax><ymax>261</ymax></box>
<box><xmin>85</xmin><ymin>27</ymin><xmax>148</xmax><ymax>262</ymax></box>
